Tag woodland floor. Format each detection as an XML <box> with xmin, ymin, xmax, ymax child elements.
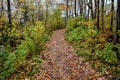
<box><xmin>31</xmin><ymin>29</ymin><xmax>109</xmax><ymax>80</ymax></box>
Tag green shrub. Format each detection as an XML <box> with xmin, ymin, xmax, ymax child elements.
<box><xmin>30</xmin><ymin>21</ymin><xmax>46</xmax><ymax>51</ymax></box>
<box><xmin>46</xmin><ymin>9</ymin><xmax>65</xmax><ymax>33</ymax></box>
<box><xmin>95</xmin><ymin>43</ymin><xmax>119</xmax><ymax>64</ymax></box>
<box><xmin>0</xmin><ymin>21</ymin><xmax>49</xmax><ymax>79</ymax></box>
<box><xmin>65</xmin><ymin>25</ymin><xmax>97</xmax><ymax>43</ymax></box>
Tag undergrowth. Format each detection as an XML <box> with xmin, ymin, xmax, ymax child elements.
<box><xmin>0</xmin><ymin>21</ymin><xmax>49</xmax><ymax>79</ymax></box>
<box><xmin>65</xmin><ymin>17</ymin><xmax>120</xmax><ymax>79</ymax></box>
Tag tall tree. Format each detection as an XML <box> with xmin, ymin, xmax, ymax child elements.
<box><xmin>96</xmin><ymin>0</ymin><xmax>100</xmax><ymax>30</ymax></box>
<box><xmin>83</xmin><ymin>0</ymin><xmax>87</xmax><ymax>19</ymax></box>
<box><xmin>44</xmin><ymin>0</ymin><xmax>49</xmax><ymax>28</ymax></box>
<box><xmin>66</xmin><ymin>0</ymin><xmax>69</xmax><ymax>18</ymax></box>
<box><xmin>74</xmin><ymin>0</ymin><xmax>77</xmax><ymax>17</ymax></box>
<box><xmin>78</xmin><ymin>0</ymin><xmax>83</xmax><ymax>16</ymax></box>
<box><xmin>0</xmin><ymin>0</ymin><xmax>3</xmax><ymax>26</ymax></box>
<box><xmin>94</xmin><ymin>0</ymin><xmax>97</xmax><ymax>19</ymax></box>
<box><xmin>7</xmin><ymin>0</ymin><xmax>12</xmax><ymax>27</ymax></box>
<box><xmin>89</xmin><ymin>0</ymin><xmax>94</xmax><ymax>19</ymax></box>
<box><xmin>110</xmin><ymin>0</ymin><xmax>114</xmax><ymax>31</ymax></box>
<box><xmin>114</xmin><ymin>0</ymin><xmax>120</xmax><ymax>43</ymax></box>
<box><xmin>0</xmin><ymin>0</ymin><xmax>3</xmax><ymax>18</ymax></box>
<box><xmin>101</xmin><ymin>0</ymin><xmax>104</xmax><ymax>31</ymax></box>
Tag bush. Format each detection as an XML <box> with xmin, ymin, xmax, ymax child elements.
<box><xmin>46</xmin><ymin>9</ymin><xmax>66</xmax><ymax>33</ymax></box>
<box><xmin>65</xmin><ymin>16</ymin><xmax>120</xmax><ymax>79</ymax></box>
<box><xmin>30</xmin><ymin>21</ymin><xmax>48</xmax><ymax>51</ymax></box>
<box><xmin>95</xmin><ymin>43</ymin><xmax>120</xmax><ymax>64</ymax></box>
<box><xmin>65</xmin><ymin>23</ymin><xmax>97</xmax><ymax>43</ymax></box>
<box><xmin>0</xmin><ymin>21</ymin><xmax>49</xmax><ymax>79</ymax></box>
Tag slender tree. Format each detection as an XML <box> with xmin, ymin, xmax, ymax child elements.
<box><xmin>89</xmin><ymin>0</ymin><xmax>94</xmax><ymax>19</ymax></box>
<box><xmin>78</xmin><ymin>0</ymin><xmax>83</xmax><ymax>16</ymax></box>
<box><xmin>0</xmin><ymin>0</ymin><xmax>3</xmax><ymax>18</ymax></box>
<box><xmin>44</xmin><ymin>0</ymin><xmax>49</xmax><ymax>28</ymax></box>
<box><xmin>110</xmin><ymin>0</ymin><xmax>114</xmax><ymax>31</ymax></box>
<box><xmin>74</xmin><ymin>0</ymin><xmax>77</xmax><ymax>17</ymax></box>
<box><xmin>114</xmin><ymin>0</ymin><xmax>120</xmax><ymax>43</ymax></box>
<box><xmin>101</xmin><ymin>0</ymin><xmax>104</xmax><ymax>31</ymax></box>
<box><xmin>66</xmin><ymin>0</ymin><xmax>69</xmax><ymax>18</ymax></box>
<box><xmin>83</xmin><ymin>0</ymin><xmax>87</xmax><ymax>19</ymax></box>
<box><xmin>96</xmin><ymin>0</ymin><xmax>100</xmax><ymax>30</ymax></box>
<box><xmin>94</xmin><ymin>0</ymin><xmax>97</xmax><ymax>19</ymax></box>
<box><xmin>7</xmin><ymin>0</ymin><xmax>12</xmax><ymax>27</ymax></box>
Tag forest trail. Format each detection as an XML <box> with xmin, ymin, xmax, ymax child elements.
<box><xmin>33</xmin><ymin>29</ymin><xmax>101</xmax><ymax>80</ymax></box>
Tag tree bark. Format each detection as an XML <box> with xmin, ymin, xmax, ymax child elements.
<box><xmin>66</xmin><ymin>0</ymin><xmax>69</xmax><ymax>18</ymax></box>
<box><xmin>89</xmin><ymin>0</ymin><xmax>94</xmax><ymax>19</ymax></box>
<box><xmin>74</xmin><ymin>0</ymin><xmax>77</xmax><ymax>17</ymax></box>
<box><xmin>78</xmin><ymin>0</ymin><xmax>83</xmax><ymax>16</ymax></box>
<box><xmin>110</xmin><ymin>0</ymin><xmax>114</xmax><ymax>32</ymax></box>
<box><xmin>97</xmin><ymin>0</ymin><xmax>99</xmax><ymax>30</ymax></box>
<box><xmin>83</xmin><ymin>0</ymin><xmax>86</xmax><ymax>19</ymax></box>
<box><xmin>114</xmin><ymin>0</ymin><xmax>120</xmax><ymax>43</ymax></box>
<box><xmin>44</xmin><ymin>0</ymin><xmax>49</xmax><ymax>28</ymax></box>
<box><xmin>7</xmin><ymin>0</ymin><xmax>12</xmax><ymax>27</ymax></box>
<box><xmin>94</xmin><ymin>0</ymin><xmax>97</xmax><ymax>19</ymax></box>
<box><xmin>101</xmin><ymin>0</ymin><xmax>104</xmax><ymax>31</ymax></box>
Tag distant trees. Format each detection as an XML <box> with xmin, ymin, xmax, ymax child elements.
<box><xmin>0</xmin><ymin>0</ymin><xmax>120</xmax><ymax>43</ymax></box>
<box><xmin>62</xmin><ymin>0</ymin><xmax>119</xmax><ymax>43</ymax></box>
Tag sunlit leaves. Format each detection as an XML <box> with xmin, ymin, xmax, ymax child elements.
<box><xmin>57</xmin><ymin>3</ymin><xmax>72</xmax><ymax>10</ymax></box>
<box><xmin>18</xmin><ymin>0</ymin><xmax>24</xmax><ymax>3</ymax></box>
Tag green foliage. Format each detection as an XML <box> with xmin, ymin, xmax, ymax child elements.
<box><xmin>46</xmin><ymin>9</ymin><xmax>65</xmax><ymax>33</ymax></box>
<box><xmin>30</xmin><ymin>21</ymin><xmax>48</xmax><ymax>51</ymax></box>
<box><xmin>96</xmin><ymin>43</ymin><xmax>119</xmax><ymax>64</ymax></box>
<box><xmin>66</xmin><ymin>17</ymin><xmax>85</xmax><ymax>33</ymax></box>
<box><xmin>65</xmin><ymin>17</ymin><xmax>97</xmax><ymax>43</ymax></box>
<box><xmin>0</xmin><ymin>21</ymin><xmax>49</xmax><ymax>79</ymax></box>
<box><xmin>65</xmin><ymin>17</ymin><xmax>120</xmax><ymax>79</ymax></box>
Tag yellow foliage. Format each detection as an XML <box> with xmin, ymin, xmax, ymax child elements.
<box><xmin>18</xmin><ymin>0</ymin><xmax>24</xmax><ymax>3</ymax></box>
<box><xmin>57</xmin><ymin>4</ymin><xmax>72</xmax><ymax>10</ymax></box>
<box><xmin>86</xmin><ymin>37</ymin><xmax>95</xmax><ymax>45</ymax></box>
<box><xmin>83</xmin><ymin>20</ymin><xmax>95</xmax><ymax>28</ymax></box>
<box><xmin>99</xmin><ymin>37</ymin><xmax>106</xmax><ymax>43</ymax></box>
<box><xmin>20</xmin><ymin>8</ymin><xmax>25</xmax><ymax>12</ymax></box>
<box><xmin>31</xmin><ymin>21</ymin><xmax>45</xmax><ymax>44</ymax></box>
<box><xmin>29</xmin><ymin>4</ymin><xmax>35</xmax><ymax>9</ymax></box>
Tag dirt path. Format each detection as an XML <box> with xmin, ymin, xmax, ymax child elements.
<box><xmin>33</xmin><ymin>29</ymin><xmax>102</xmax><ymax>80</ymax></box>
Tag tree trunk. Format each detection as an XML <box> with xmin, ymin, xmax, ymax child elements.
<box><xmin>105</xmin><ymin>0</ymin><xmax>107</xmax><ymax>12</ymax></box>
<box><xmin>44</xmin><ymin>0</ymin><xmax>48</xmax><ymax>28</ymax></box>
<box><xmin>78</xmin><ymin>0</ymin><xmax>83</xmax><ymax>16</ymax></box>
<box><xmin>0</xmin><ymin>0</ymin><xmax>3</xmax><ymax>18</ymax></box>
<box><xmin>89</xmin><ymin>0</ymin><xmax>94</xmax><ymax>19</ymax></box>
<box><xmin>83</xmin><ymin>0</ymin><xmax>86</xmax><ymax>19</ymax></box>
<box><xmin>94</xmin><ymin>0</ymin><xmax>97</xmax><ymax>19</ymax></box>
<box><xmin>101</xmin><ymin>0</ymin><xmax>104</xmax><ymax>31</ymax></box>
<box><xmin>97</xmin><ymin>0</ymin><xmax>99</xmax><ymax>30</ymax></box>
<box><xmin>66</xmin><ymin>0</ymin><xmax>69</xmax><ymax>18</ymax></box>
<box><xmin>110</xmin><ymin>0</ymin><xmax>114</xmax><ymax>32</ymax></box>
<box><xmin>74</xmin><ymin>0</ymin><xmax>77</xmax><ymax>17</ymax></box>
<box><xmin>114</xmin><ymin>0</ymin><xmax>120</xmax><ymax>43</ymax></box>
<box><xmin>7</xmin><ymin>0</ymin><xmax>12</xmax><ymax>27</ymax></box>
<box><xmin>0</xmin><ymin>0</ymin><xmax>4</xmax><ymax>44</ymax></box>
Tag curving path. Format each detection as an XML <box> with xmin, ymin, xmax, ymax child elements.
<box><xmin>33</xmin><ymin>29</ymin><xmax>107</xmax><ymax>80</ymax></box>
